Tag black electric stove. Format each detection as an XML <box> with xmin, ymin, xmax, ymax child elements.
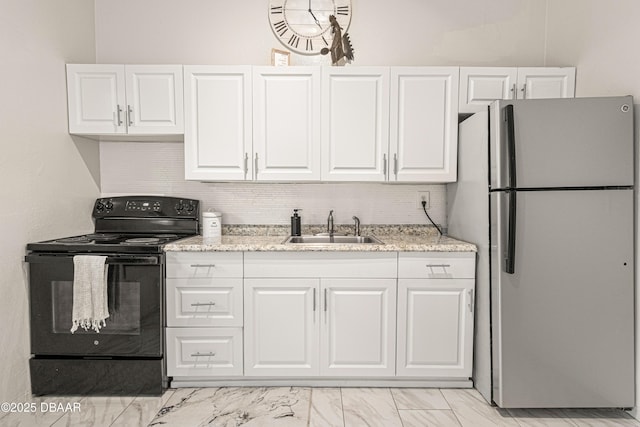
<box><xmin>25</xmin><ymin>196</ymin><xmax>199</xmax><ymax>396</ymax></box>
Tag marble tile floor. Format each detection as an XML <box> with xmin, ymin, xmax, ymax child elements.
<box><xmin>0</xmin><ymin>387</ymin><xmax>638</xmax><ymax>427</ymax></box>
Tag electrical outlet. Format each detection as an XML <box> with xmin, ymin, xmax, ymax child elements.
<box><xmin>417</xmin><ymin>191</ymin><xmax>430</xmax><ymax>210</ymax></box>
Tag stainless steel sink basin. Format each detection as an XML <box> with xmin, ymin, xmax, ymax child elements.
<box><xmin>282</xmin><ymin>235</ymin><xmax>384</xmax><ymax>244</ymax></box>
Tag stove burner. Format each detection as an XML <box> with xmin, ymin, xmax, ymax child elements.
<box><xmin>154</xmin><ymin>234</ymin><xmax>178</xmax><ymax>239</ymax></box>
<box><xmin>123</xmin><ymin>238</ymin><xmax>161</xmax><ymax>245</ymax></box>
<box><xmin>86</xmin><ymin>233</ymin><xmax>122</xmax><ymax>242</ymax></box>
<box><xmin>55</xmin><ymin>236</ymin><xmax>92</xmax><ymax>244</ymax></box>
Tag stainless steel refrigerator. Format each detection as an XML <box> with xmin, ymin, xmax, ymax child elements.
<box><xmin>447</xmin><ymin>96</ymin><xmax>635</xmax><ymax>408</ymax></box>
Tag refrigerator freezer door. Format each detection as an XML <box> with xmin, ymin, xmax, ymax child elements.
<box><xmin>490</xmin><ymin>188</ymin><xmax>634</xmax><ymax>408</ymax></box>
<box><xmin>490</xmin><ymin>96</ymin><xmax>634</xmax><ymax>190</ymax></box>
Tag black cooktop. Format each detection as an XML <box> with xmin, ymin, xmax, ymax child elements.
<box><xmin>26</xmin><ymin>233</ymin><xmax>192</xmax><ymax>254</ymax></box>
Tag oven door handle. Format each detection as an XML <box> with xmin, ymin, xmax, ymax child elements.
<box><xmin>25</xmin><ymin>255</ymin><xmax>160</xmax><ymax>265</ymax></box>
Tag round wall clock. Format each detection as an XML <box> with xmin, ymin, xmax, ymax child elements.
<box><xmin>268</xmin><ymin>0</ymin><xmax>352</xmax><ymax>55</ymax></box>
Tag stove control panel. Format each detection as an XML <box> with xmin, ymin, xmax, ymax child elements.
<box><xmin>93</xmin><ymin>196</ymin><xmax>200</xmax><ymax>219</ymax></box>
<box><xmin>125</xmin><ymin>200</ymin><xmax>162</xmax><ymax>212</ymax></box>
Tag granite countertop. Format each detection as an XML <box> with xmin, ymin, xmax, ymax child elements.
<box><xmin>164</xmin><ymin>225</ymin><xmax>476</xmax><ymax>252</ymax></box>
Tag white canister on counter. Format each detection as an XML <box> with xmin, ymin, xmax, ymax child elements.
<box><xmin>202</xmin><ymin>211</ymin><xmax>222</xmax><ymax>243</ymax></box>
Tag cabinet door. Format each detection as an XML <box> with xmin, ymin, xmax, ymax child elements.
<box><xmin>166</xmin><ymin>327</ymin><xmax>243</xmax><ymax>376</ymax></box>
<box><xmin>253</xmin><ymin>67</ymin><xmax>321</xmax><ymax>181</ymax></box>
<box><xmin>244</xmin><ymin>279</ymin><xmax>319</xmax><ymax>376</ymax></box>
<box><xmin>66</xmin><ymin>64</ymin><xmax>126</xmax><ymax>134</ymax></box>
<box><xmin>320</xmin><ymin>279</ymin><xmax>396</xmax><ymax>376</ymax></box>
<box><xmin>517</xmin><ymin>67</ymin><xmax>576</xmax><ymax>100</ymax></box>
<box><xmin>390</xmin><ymin>67</ymin><xmax>459</xmax><ymax>182</ymax></box>
<box><xmin>459</xmin><ymin>67</ymin><xmax>517</xmax><ymax>113</ymax></box>
<box><xmin>397</xmin><ymin>278</ymin><xmax>474</xmax><ymax>378</ymax></box>
<box><xmin>166</xmin><ymin>278</ymin><xmax>243</xmax><ymax>327</ymax></box>
<box><xmin>321</xmin><ymin>67</ymin><xmax>389</xmax><ymax>181</ymax></box>
<box><xmin>184</xmin><ymin>66</ymin><xmax>252</xmax><ymax>181</ymax></box>
<box><xmin>125</xmin><ymin>65</ymin><xmax>184</xmax><ymax>134</ymax></box>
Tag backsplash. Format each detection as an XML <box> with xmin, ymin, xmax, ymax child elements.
<box><xmin>99</xmin><ymin>141</ymin><xmax>447</xmax><ymax>226</ymax></box>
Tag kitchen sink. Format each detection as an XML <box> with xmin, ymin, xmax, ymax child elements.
<box><xmin>282</xmin><ymin>235</ymin><xmax>384</xmax><ymax>244</ymax></box>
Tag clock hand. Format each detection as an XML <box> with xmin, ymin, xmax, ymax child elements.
<box><xmin>307</xmin><ymin>0</ymin><xmax>323</xmax><ymax>29</ymax></box>
<box><xmin>309</xmin><ymin>10</ymin><xmax>323</xmax><ymax>28</ymax></box>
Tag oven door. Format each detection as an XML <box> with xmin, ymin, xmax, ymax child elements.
<box><xmin>26</xmin><ymin>253</ymin><xmax>163</xmax><ymax>357</ymax></box>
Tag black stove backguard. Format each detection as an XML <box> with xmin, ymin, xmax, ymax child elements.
<box><xmin>26</xmin><ymin>195</ymin><xmax>199</xmax><ymax>396</ymax></box>
<box><xmin>93</xmin><ymin>195</ymin><xmax>199</xmax><ymax>236</ymax></box>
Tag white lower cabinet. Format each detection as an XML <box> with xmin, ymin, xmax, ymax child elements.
<box><xmin>321</xmin><ymin>279</ymin><xmax>396</xmax><ymax>376</ymax></box>
<box><xmin>244</xmin><ymin>278</ymin><xmax>319</xmax><ymax>376</ymax></box>
<box><xmin>166</xmin><ymin>327</ymin><xmax>243</xmax><ymax>376</ymax></box>
<box><xmin>166</xmin><ymin>250</ymin><xmax>476</xmax><ymax>384</ymax></box>
<box><xmin>243</xmin><ymin>252</ymin><xmax>397</xmax><ymax>377</ymax></box>
<box><xmin>397</xmin><ymin>252</ymin><xmax>476</xmax><ymax>378</ymax></box>
<box><xmin>165</xmin><ymin>252</ymin><xmax>244</xmax><ymax>377</ymax></box>
<box><xmin>166</xmin><ymin>277</ymin><xmax>243</xmax><ymax>327</ymax></box>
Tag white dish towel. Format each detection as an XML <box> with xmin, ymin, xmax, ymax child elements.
<box><xmin>70</xmin><ymin>255</ymin><xmax>110</xmax><ymax>333</ymax></box>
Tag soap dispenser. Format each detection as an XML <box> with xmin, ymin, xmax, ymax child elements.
<box><xmin>291</xmin><ymin>209</ymin><xmax>302</xmax><ymax>236</ymax></box>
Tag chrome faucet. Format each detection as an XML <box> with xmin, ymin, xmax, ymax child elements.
<box><xmin>352</xmin><ymin>216</ymin><xmax>360</xmax><ymax>236</ymax></box>
<box><xmin>327</xmin><ymin>210</ymin><xmax>335</xmax><ymax>237</ymax></box>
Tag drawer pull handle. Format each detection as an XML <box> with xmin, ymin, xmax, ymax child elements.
<box><xmin>190</xmin><ymin>264</ymin><xmax>216</xmax><ymax>268</ymax></box>
<box><xmin>190</xmin><ymin>302</ymin><xmax>216</xmax><ymax>307</ymax></box>
<box><xmin>191</xmin><ymin>352</ymin><xmax>216</xmax><ymax>357</ymax></box>
<box><xmin>426</xmin><ymin>264</ymin><xmax>450</xmax><ymax>268</ymax></box>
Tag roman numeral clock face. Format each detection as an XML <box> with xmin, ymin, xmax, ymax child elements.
<box><xmin>269</xmin><ymin>0</ymin><xmax>352</xmax><ymax>55</ymax></box>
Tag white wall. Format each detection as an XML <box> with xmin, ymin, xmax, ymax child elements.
<box><xmin>99</xmin><ymin>142</ymin><xmax>446</xmax><ymax>226</ymax></box>
<box><xmin>95</xmin><ymin>0</ymin><xmax>550</xmax><ymax>67</ymax></box>
<box><xmin>95</xmin><ymin>0</ymin><xmax>554</xmax><ymax>226</ymax></box>
<box><xmin>0</xmin><ymin>0</ymin><xmax>98</xmax><ymax>401</ymax></box>
<box><xmin>544</xmin><ymin>0</ymin><xmax>640</xmax><ymax>419</ymax></box>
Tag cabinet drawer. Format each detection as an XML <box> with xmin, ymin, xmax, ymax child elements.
<box><xmin>166</xmin><ymin>252</ymin><xmax>243</xmax><ymax>278</ymax></box>
<box><xmin>166</xmin><ymin>278</ymin><xmax>243</xmax><ymax>327</ymax></box>
<box><xmin>166</xmin><ymin>327</ymin><xmax>243</xmax><ymax>377</ymax></box>
<box><xmin>398</xmin><ymin>252</ymin><xmax>475</xmax><ymax>279</ymax></box>
<box><xmin>244</xmin><ymin>252</ymin><xmax>397</xmax><ymax>278</ymax></box>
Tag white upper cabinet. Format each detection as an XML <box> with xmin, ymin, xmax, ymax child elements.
<box><xmin>321</xmin><ymin>67</ymin><xmax>390</xmax><ymax>182</ymax></box>
<box><xmin>516</xmin><ymin>67</ymin><xmax>576</xmax><ymax>100</ymax></box>
<box><xmin>389</xmin><ymin>67</ymin><xmax>459</xmax><ymax>182</ymax></box>
<box><xmin>183</xmin><ymin>66</ymin><xmax>252</xmax><ymax>181</ymax></box>
<box><xmin>124</xmin><ymin>65</ymin><xmax>184</xmax><ymax>134</ymax></box>
<box><xmin>459</xmin><ymin>67</ymin><xmax>576</xmax><ymax>113</ymax></box>
<box><xmin>459</xmin><ymin>67</ymin><xmax>518</xmax><ymax>113</ymax></box>
<box><xmin>66</xmin><ymin>64</ymin><xmax>183</xmax><ymax>135</ymax></box>
<box><xmin>67</xmin><ymin>64</ymin><xmax>126</xmax><ymax>134</ymax></box>
<box><xmin>253</xmin><ymin>67</ymin><xmax>321</xmax><ymax>181</ymax></box>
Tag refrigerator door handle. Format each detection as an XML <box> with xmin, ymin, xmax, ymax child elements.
<box><xmin>504</xmin><ymin>105</ymin><xmax>517</xmax><ymax>189</ymax></box>
<box><xmin>505</xmin><ymin>190</ymin><xmax>517</xmax><ymax>274</ymax></box>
